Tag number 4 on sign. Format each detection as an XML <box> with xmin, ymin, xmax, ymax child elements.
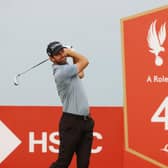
<box><xmin>151</xmin><ymin>96</ymin><xmax>168</xmax><ymax>130</ymax></box>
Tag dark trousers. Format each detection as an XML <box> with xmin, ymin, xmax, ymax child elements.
<box><xmin>49</xmin><ymin>112</ymin><xmax>95</xmax><ymax>168</ymax></box>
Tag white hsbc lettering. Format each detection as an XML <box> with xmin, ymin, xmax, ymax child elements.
<box><xmin>29</xmin><ymin>131</ymin><xmax>103</xmax><ymax>154</ymax></box>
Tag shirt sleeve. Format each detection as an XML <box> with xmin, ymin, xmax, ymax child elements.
<box><xmin>63</xmin><ymin>64</ymin><xmax>77</xmax><ymax>78</ymax></box>
<box><xmin>55</xmin><ymin>64</ymin><xmax>78</xmax><ymax>82</ymax></box>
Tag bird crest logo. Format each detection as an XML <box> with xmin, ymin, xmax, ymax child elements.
<box><xmin>147</xmin><ymin>20</ymin><xmax>166</xmax><ymax>66</ymax></box>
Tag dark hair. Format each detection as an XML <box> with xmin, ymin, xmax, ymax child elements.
<box><xmin>46</xmin><ymin>41</ymin><xmax>64</xmax><ymax>57</ymax></box>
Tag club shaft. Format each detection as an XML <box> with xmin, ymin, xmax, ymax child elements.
<box><xmin>18</xmin><ymin>58</ymin><xmax>49</xmax><ymax>76</ymax></box>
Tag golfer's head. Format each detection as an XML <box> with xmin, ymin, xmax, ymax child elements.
<box><xmin>47</xmin><ymin>41</ymin><xmax>65</xmax><ymax>56</ymax></box>
<box><xmin>47</xmin><ymin>41</ymin><xmax>67</xmax><ymax>64</ymax></box>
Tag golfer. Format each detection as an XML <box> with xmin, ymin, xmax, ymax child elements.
<box><xmin>47</xmin><ymin>41</ymin><xmax>95</xmax><ymax>168</ymax></box>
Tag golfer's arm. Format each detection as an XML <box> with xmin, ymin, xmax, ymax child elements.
<box><xmin>68</xmin><ymin>50</ymin><xmax>89</xmax><ymax>79</ymax></box>
<box><xmin>78</xmin><ymin>71</ymin><xmax>84</xmax><ymax>79</ymax></box>
<box><xmin>72</xmin><ymin>57</ymin><xmax>84</xmax><ymax>78</ymax></box>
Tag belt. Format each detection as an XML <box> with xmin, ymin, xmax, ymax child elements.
<box><xmin>63</xmin><ymin>112</ymin><xmax>90</xmax><ymax>120</ymax></box>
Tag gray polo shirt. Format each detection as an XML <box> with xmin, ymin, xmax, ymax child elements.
<box><xmin>52</xmin><ymin>63</ymin><xmax>89</xmax><ymax>116</ymax></box>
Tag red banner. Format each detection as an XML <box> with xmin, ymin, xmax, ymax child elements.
<box><xmin>121</xmin><ymin>5</ymin><xmax>168</xmax><ymax>168</ymax></box>
<box><xmin>0</xmin><ymin>106</ymin><xmax>123</xmax><ymax>168</ymax></box>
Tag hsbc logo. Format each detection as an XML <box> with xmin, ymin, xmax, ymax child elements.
<box><xmin>0</xmin><ymin>121</ymin><xmax>22</xmax><ymax>164</ymax></box>
<box><xmin>0</xmin><ymin>120</ymin><xmax>103</xmax><ymax>164</ymax></box>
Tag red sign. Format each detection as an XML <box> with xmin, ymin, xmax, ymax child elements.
<box><xmin>0</xmin><ymin>106</ymin><xmax>123</xmax><ymax>168</ymax></box>
<box><xmin>121</xmin><ymin>5</ymin><xmax>168</xmax><ymax>168</ymax></box>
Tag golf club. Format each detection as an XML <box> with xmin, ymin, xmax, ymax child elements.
<box><xmin>13</xmin><ymin>45</ymin><xmax>73</xmax><ymax>86</ymax></box>
<box><xmin>13</xmin><ymin>58</ymin><xmax>49</xmax><ymax>86</ymax></box>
